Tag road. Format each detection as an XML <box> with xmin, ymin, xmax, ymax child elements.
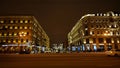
<box><xmin>0</xmin><ymin>53</ymin><xmax>120</xmax><ymax>68</ymax></box>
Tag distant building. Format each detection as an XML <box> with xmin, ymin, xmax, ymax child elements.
<box><xmin>0</xmin><ymin>16</ymin><xmax>50</xmax><ymax>53</ymax></box>
<box><xmin>68</xmin><ymin>11</ymin><xmax>120</xmax><ymax>52</ymax></box>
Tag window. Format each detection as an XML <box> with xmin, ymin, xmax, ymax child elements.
<box><xmin>4</xmin><ymin>33</ymin><xmax>7</xmax><ymax>36</ymax></box>
<box><xmin>9</xmin><ymin>33</ymin><xmax>12</xmax><ymax>36</ymax></box>
<box><xmin>13</xmin><ymin>40</ymin><xmax>16</xmax><ymax>43</ymax></box>
<box><xmin>15</xmin><ymin>26</ymin><xmax>18</xmax><ymax>29</ymax></box>
<box><xmin>10</xmin><ymin>26</ymin><xmax>13</xmax><ymax>29</ymax></box>
<box><xmin>29</xmin><ymin>26</ymin><xmax>32</xmax><ymax>29</ymax></box>
<box><xmin>106</xmin><ymin>38</ymin><xmax>111</xmax><ymax>43</ymax></box>
<box><xmin>98</xmin><ymin>38</ymin><xmax>103</xmax><ymax>43</ymax></box>
<box><xmin>8</xmin><ymin>40</ymin><xmax>11</xmax><ymax>43</ymax></box>
<box><xmin>16</xmin><ymin>39</ymin><xmax>18</xmax><ymax>43</ymax></box>
<box><xmin>86</xmin><ymin>39</ymin><xmax>89</xmax><ymax>44</ymax></box>
<box><xmin>25</xmin><ymin>20</ymin><xmax>28</xmax><ymax>23</ymax></box>
<box><xmin>93</xmin><ymin>38</ymin><xmax>96</xmax><ymax>43</ymax></box>
<box><xmin>20</xmin><ymin>20</ymin><xmax>23</xmax><ymax>23</ymax></box>
<box><xmin>2</xmin><ymin>32</ymin><xmax>4</xmax><ymax>36</ymax></box>
<box><xmin>0</xmin><ymin>33</ymin><xmax>1</xmax><ymax>36</ymax></box>
<box><xmin>90</xmin><ymin>31</ymin><xmax>94</xmax><ymax>35</ymax></box>
<box><xmin>20</xmin><ymin>26</ymin><xmax>23</xmax><ymax>29</ymax></box>
<box><xmin>14</xmin><ymin>33</ymin><xmax>17</xmax><ymax>36</ymax></box>
<box><xmin>23</xmin><ymin>40</ymin><xmax>26</xmax><ymax>43</ymax></box>
<box><xmin>3</xmin><ymin>39</ymin><xmax>6</xmax><ymax>42</ymax></box>
<box><xmin>0</xmin><ymin>26</ymin><xmax>3</xmax><ymax>29</ymax></box>
<box><xmin>5</xmin><ymin>26</ymin><xmax>8</xmax><ymax>28</ymax></box>
<box><xmin>0</xmin><ymin>20</ymin><xmax>4</xmax><ymax>23</ymax></box>
<box><xmin>10</xmin><ymin>20</ymin><xmax>14</xmax><ymax>23</ymax></box>
<box><xmin>27</xmin><ymin>32</ymin><xmax>29</xmax><ymax>35</ymax></box>
<box><xmin>24</xmin><ymin>26</ymin><xmax>27</xmax><ymax>29</ymax></box>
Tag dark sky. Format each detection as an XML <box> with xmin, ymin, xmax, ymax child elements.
<box><xmin>0</xmin><ymin>0</ymin><xmax>120</xmax><ymax>44</ymax></box>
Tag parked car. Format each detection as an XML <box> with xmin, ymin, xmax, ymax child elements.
<box><xmin>105</xmin><ymin>49</ymin><xmax>120</xmax><ymax>56</ymax></box>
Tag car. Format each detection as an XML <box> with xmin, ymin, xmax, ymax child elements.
<box><xmin>105</xmin><ymin>49</ymin><xmax>120</xmax><ymax>56</ymax></box>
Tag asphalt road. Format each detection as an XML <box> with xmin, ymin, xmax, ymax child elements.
<box><xmin>0</xmin><ymin>53</ymin><xmax>120</xmax><ymax>68</ymax></box>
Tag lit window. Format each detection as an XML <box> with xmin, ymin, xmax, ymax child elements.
<box><xmin>0</xmin><ymin>33</ymin><xmax>1</xmax><ymax>36</ymax></box>
<box><xmin>9</xmin><ymin>33</ymin><xmax>12</xmax><ymax>36</ymax></box>
<box><xmin>20</xmin><ymin>20</ymin><xmax>23</xmax><ymax>23</ymax></box>
<box><xmin>24</xmin><ymin>26</ymin><xmax>27</xmax><ymax>29</ymax></box>
<box><xmin>10</xmin><ymin>26</ymin><xmax>13</xmax><ymax>29</ymax></box>
<box><xmin>0</xmin><ymin>20</ymin><xmax>4</xmax><ymax>23</ymax></box>
<box><xmin>3</xmin><ymin>40</ymin><xmax>6</xmax><ymax>42</ymax></box>
<box><xmin>14</xmin><ymin>33</ymin><xmax>17</xmax><ymax>36</ymax></box>
<box><xmin>29</xmin><ymin>27</ymin><xmax>32</xmax><ymax>29</ymax></box>
<box><xmin>109</xmin><ymin>25</ymin><xmax>111</xmax><ymax>28</ymax></box>
<box><xmin>90</xmin><ymin>31</ymin><xmax>92</xmax><ymax>35</ymax></box>
<box><xmin>8</xmin><ymin>40</ymin><xmax>11</xmax><ymax>43</ymax></box>
<box><xmin>5</xmin><ymin>26</ymin><xmax>8</xmax><ymax>28</ymax></box>
<box><xmin>13</xmin><ymin>40</ymin><xmax>16</xmax><ymax>43</ymax></box>
<box><xmin>20</xmin><ymin>26</ymin><xmax>23</xmax><ymax>29</ymax></box>
<box><xmin>15</xmin><ymin>26</ymin><xmax>18</xmax><ymax>29</ymax></box>
<box><xmin>85</xmin><ymin>28</ymin><xmax>88</xmax><ymax>30</ymax></box>
<box><xmin>4</xmin><ymin>33</ymin><xmax>7</xmax><ymax>36</ymax></box>
<box><xmin>10</xmin><ymin>20</ymin><xmax>14</xmax><ymax>23</ymax></box>
<box><xmin>23</xmin><ymin>40</ymin><xmax>26</xmax><ymax>43</ymax></box>
<box><xmin>114</xmin><ymin>24</ymin><xmax>116</xmax><ymax>28</ymax></box>
<box><xmin>25</xmin><ymin>20</ymin><xmax>28</xmax><ymax>23</ymax></box>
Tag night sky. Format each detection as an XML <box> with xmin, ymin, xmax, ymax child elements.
<box><xmin>0</xmin><ymin>0</ymin><xmax>120</xmax><ymax>44</ymax></box>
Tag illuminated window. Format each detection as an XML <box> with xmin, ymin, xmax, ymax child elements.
<box><xmin>23</xmin><ymin>40</ymin><xmax>26</xmax><ymax>43</ymax></box>
<box><xmin>9</xmin><ymin>33</ymin><xmax>12</xmax><ymax>36</ymax></box>
<box><xmin>3</xmin><ymin>40</ymin><xmax>6</xmax><ymax>42</ymax></box>
<box><xmin>20</xmin><ymin>20</ymin><xmax>23</xmax><ymax>23</ymax></box>
<box><xmin>0</xmin><ymin>20</ymin><xmax>4</xmax><ymax>23</ymax></box>
<box><xmin>10</xmin><ymin>26</ymin><xmax>13</xmax><ymax>29</ymax></box>
<box><xmin>15</xmin><ymin>26</ymin><xmax>18</xmax><ymax>29</ymax></box>
<box><xmin>13</xmin><ymin>40</ymin><xmax>16</xmax><ymax>43</ymax></box>
<box><xmin>10</xmin><ymin>20</ymin><xmax>14</xmax><ymax>23</ymax></box>
<box><xmin>5</xmin><ymin>26</ymin><xmax>8</xmax><ymax>28</ymax></box>
<box><xmin>8</xmin><ymin>40</ymin><xmax>11</xmax><ymax>43</ymax></box>
<box><xmin>29</xmin><ymin>26</ymin><xmax>32</xmax><ymax>29</ymax></box>
<box><xmin>20</xmin><ymin>26</ymin><xmax>23</xmax><ymax>29</ymax></box>
<box><xmin>29</xmin><ymin>20</ymin><xmax>32</xmax><ymax>23</ymax></box>
<box><xmin>24</xmin><ymin>26</ymin><xmax>27</xmax><ymax>29</ymax></box>
<box><xmin>0</xmin><ymin>33</ymin><xmax>1</xmax><ymax>36</ymax></box>
<box><xmin>14</xmin><ymin>33</ymin><xmax>17</xmax><ymax>36</ymax></box>
<box><xmin>25</xmin><ymin>20</ymin><xmax>28</xmax><ymax>23</ymax></box>
<box><xmin>4</xmin><ymin>33</ymin><xmax>7</xmax><ymax>36</ymax></box>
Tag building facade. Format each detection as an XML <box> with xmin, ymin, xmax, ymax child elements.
<box><xmin>68</xmin><ymin>11</ymin><xmax>120</xmax><ymax>52</ymax></box>
<box><xmin>0</xmin><ymin>16</ymin><xmax>50</xmax><ymax>53</ymax></box>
